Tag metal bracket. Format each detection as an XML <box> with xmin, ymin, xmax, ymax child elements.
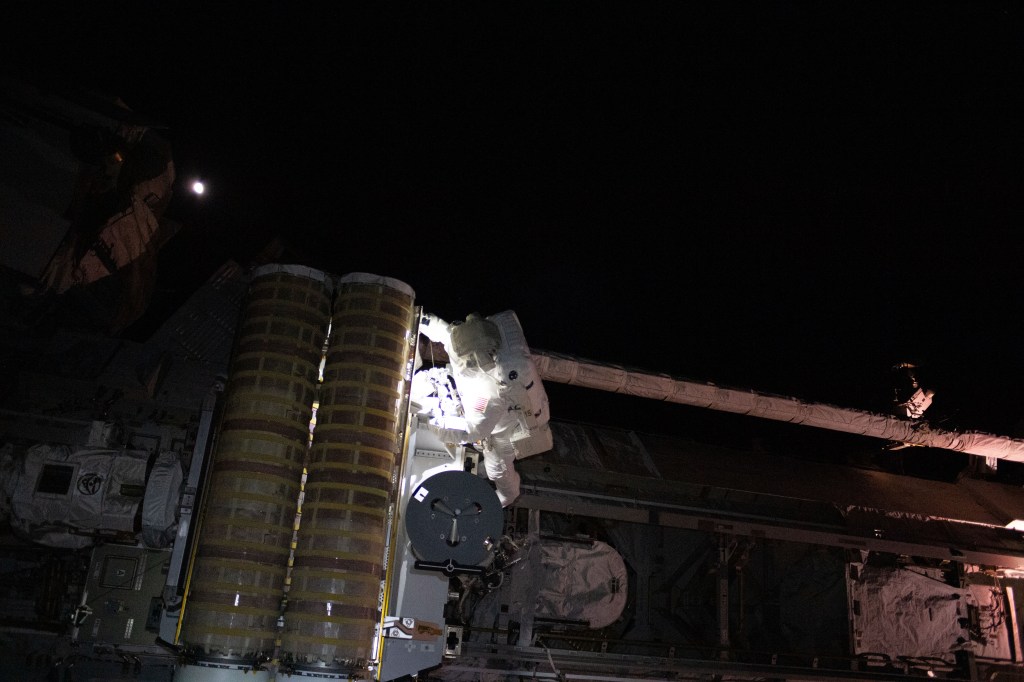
<box><xmin>383</xmin><ymin>616</ymin><xmax>443</xmax><ymax>641</ymax></box>
<box><xmin>444</xmin><ymin>625</ymin><xmax>463</xmax><ymax>658</ymax></box>
<box><xmin>414</xmin><ymin>448</ymin><xmax>452</xmax><ymax>460</ymax></box>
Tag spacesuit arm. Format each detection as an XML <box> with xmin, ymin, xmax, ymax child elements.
<box><xmin>427</xmin><ymin>419</ymin><xmax>473</xmax><ymax>445</ymax></box>
<box><xmin>419</xmin><ymin>313</ymin><xmax>452</xmax><ymax>348</ymax></box>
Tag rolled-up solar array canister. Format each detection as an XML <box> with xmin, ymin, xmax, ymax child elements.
<box><xmin>282</xmin><ymin>273</ymin><xmax>416</xmax><ymax>673</ymax></box>
<box><xmin>181</xmin><ymin>265</ymin><xmax>332</xmax><ymax>661</ymax></box>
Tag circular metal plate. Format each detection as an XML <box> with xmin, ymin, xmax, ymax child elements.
<box><xmin>405</xmin><ymin>471</ymin><xmax>503</xmax><ymax>566</ymax></box>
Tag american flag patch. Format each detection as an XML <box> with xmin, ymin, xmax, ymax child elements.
<box><xmin>472</xmin><ymin>395</ymin><xmax>488</xmax><ymax>413</ymax></box>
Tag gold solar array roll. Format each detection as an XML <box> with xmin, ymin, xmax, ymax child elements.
<box><xmin>181</xmin><ymin>265</ymin><xmax>332</xmax><ymax>660</ymax></box>
<box><xmin>282</xmin><ymin>273</ymin><xmax>416</xmax><ymax>671</ymax></box>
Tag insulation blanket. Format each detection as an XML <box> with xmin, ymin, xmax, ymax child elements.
<box><xmin>534</xmin><ymin>539</ymin><xmax>628</xmax><ymax>629</ymax></box>
<box><xmin>141</xmin><ymin>451</ymin><xmax>184</xmax><ymax>548</ymax></box>
<box><xmin>5</xmin><ymin>444</ymin><xmax>150</xmax><ymax>547</ymax></box>
<box><xmin>850</xmin><ymin>565</ymin><xmax>969</xmax><ymax>662</ymax></box>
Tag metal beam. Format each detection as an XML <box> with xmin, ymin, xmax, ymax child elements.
<box><xmin>513</xmin><ymin>492</ymin><xmax>1024</xmax><ymax>570</ymax></box>
<box><xmin>533</xmin><ymin>349</ymin><xmax>1024</xmax><ymax>463</ymax></box>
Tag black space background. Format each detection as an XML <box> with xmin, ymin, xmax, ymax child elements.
<box><xmin>5</xmin><ymin>3</ymin><xmax>1024</xmax><ymax>479</ymax></box>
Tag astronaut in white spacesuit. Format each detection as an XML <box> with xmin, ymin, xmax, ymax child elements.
<box><xmin>414</xmin><ymin>311</ymin><xmax>552</xmax><ymax>506</ymax></box>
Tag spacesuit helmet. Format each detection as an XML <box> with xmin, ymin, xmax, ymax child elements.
<box><xmin>450</xmin><ymin>313</ymin><xmax>501</xmax><ymax>372</ymax></box>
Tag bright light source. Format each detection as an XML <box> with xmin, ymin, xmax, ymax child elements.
<box><xmin>191</xmin><ymin>180</ymin><xmax>205</xmax><ymax>195</ymax></box>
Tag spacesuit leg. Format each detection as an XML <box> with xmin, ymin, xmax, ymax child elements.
<box><xmin>482</xmin><ymin>438</ymin><xmax>520</xmax><ymax>507</ymax></box>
